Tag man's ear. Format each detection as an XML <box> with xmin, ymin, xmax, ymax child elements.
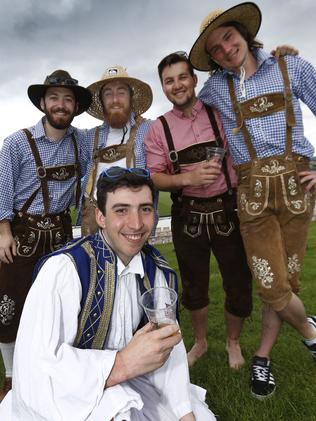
<box><xmin>95</xmin><ymin>207</ymin><xmax>106</xmax><ymax>229</ymax></box>
<box><xmin>40</xmin><ymin>97</ymin><xmax>45</xmax><ymax>112</ymax></box>
<box><xmin>193</xmin><ymin>74</ymin><xmax>198</xmax><ymax>88</ymax></box>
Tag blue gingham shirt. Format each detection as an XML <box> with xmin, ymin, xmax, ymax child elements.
<box><xmin>79</xmin><ymin>113</ymin><xmax>152</xmax><ymax>215</ymax></box>
<box><xmin>199</xmin><ymin>49</ymin><xmax>316</xmax><ymax>164</ymax></box>
<box><xmin>0</xmin><ymin>118</ymin><xmax>87</xmax><ymax>220</ymax></box>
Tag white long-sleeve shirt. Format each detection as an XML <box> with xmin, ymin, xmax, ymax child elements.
<box><xmin>0</xmin><ymin>253</ymin><xmax>215</xmax><ymax>421</ymax></box>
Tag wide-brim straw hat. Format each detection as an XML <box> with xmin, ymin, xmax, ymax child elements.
<box><xmin>87</xmin><ymin>66</ymin><xmax>153</xmax><ymax>120</ymax></box>
<box><xmin>28</xmin><ymin>69</ymin><xmax>92</xmax><ymax>115</ymax></box>
<box><xmin>189</xmin><ymin>2</ymin><xmax>262</xmax><ymax>71</ymax></box>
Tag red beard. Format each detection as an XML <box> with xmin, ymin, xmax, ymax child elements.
<box><xmin>104</xmin><ymin>107</ymin><xmax>130</xmax><ymax>129</ymax></box>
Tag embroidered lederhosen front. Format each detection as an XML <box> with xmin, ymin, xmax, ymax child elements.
<box><xmin>227</xmin><ymin>57</ymin><xmax>315</xmax><ymax>311</ymax></box>
<box><xmin>159</xmin><ymin>105</ymin><xmax>236</xmax><ymax>237</ymax></box>
<box><xmin>81</xmin><ymin>117</ymin><xmax>144</xmax><ymax>235</ymax></box>
<box><xmin>12</xmin><ymin>129</ymin><xmax>80</xmax><ymax>257</ymax></box>
<box><xmin>0</xmin><ymin>130</ymin><xmax>79</xmax><ymax>340</ymax></box>
<box><xmin>158</xmin><ymin>108</ymin><xmax>252</xmax><ymax>316</ymax></box>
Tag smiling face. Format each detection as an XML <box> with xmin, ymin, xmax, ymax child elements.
<box><xmin>96</xmin><ymin>185</ymin><xmax>155</xmax><ymax>265</ymax></box>
<box><xmin>205</xmin><ymin>25</ymin><xmax>250</xmax><ymax>73</ymax></box>
<box><xmin>161</xmin><ymin>61</ymin><xmax>197</xmax><ymax>113</ymax></box>
<box><xmin>40</xmin><ymin>87</ymin><xmax>77</xmax><ymax>130</ymax></box>
<box><xmin>101</xmin><ymin>80</ymin><xmax>132</xmax><ymax>128</ymax></box>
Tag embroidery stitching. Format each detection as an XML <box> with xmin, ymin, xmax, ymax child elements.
<box><xmin>0</xmin><ymin>295</ymin><xmax>15</xmax><ymax>326</ymax></box>
<box><xmin>288</xmin><ymin>254</ymin><xmax>301</xmax><ymax>276</ymax></box>
<box><xmin>261</xmin><ymin>160</ymin><xmax>286</xmax><ymax>175</ymax></box>
<box><xmin>252</xmin><ymin>256</ymin><xmax>274</xmax><ymax>289</ymax></box>
<box><xmin>288</xmin><ymin>176</ymin><xmax>298</xmax><ymax>196</ymax></box>
<box><xmin>249</xmin><ymin>96</ymin><xmax>274</xmax><ymax>113</ymax></box>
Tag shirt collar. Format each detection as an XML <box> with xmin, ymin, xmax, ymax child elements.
<box><xmin>171</xmin><ymin>98</ymin><xmax>202</xmax><ymax>119</ymax></box>
<box><xmin>33</xmin><ymin>117</ymin><xmax>75</xmax><ymax>141</ymax></box>
<box><xmin>222</xmin><ymin>48</ymin><xmax>276</xmax><ymax>78</ymax></box>
<box><xmin>117</xmin><ymin>253</ymin><xmax>144</xmax><ymax>277</ymax></box>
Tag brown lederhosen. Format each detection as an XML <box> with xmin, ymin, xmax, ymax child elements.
<box><xmin>159</xmin><ymin>106</ymin><xmax>252</xmax><ymax>316</ymax></box>
<box><xmin>0</xmin><ymin>129</ymin><xmax>80</xmax><ymax>342</ymax></box>
<box><xmin>81</xmin><ymin>117</ymin><xmax>143</xmax><ymax>236</ymax></box>
<box><xmin>228</xmin><ymin>57</ymin><xmax>316</xmax><ymax>311</ymax></box>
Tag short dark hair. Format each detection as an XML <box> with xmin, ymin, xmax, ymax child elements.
<box><xmin>158</xmin><ymin>53</ymin><xmax>195</xmax><ymax>83</ymax></box>
<box><xmin>207</xmin><ymin>21</ymin><xmax>263</xmax><ymax>72</ymax></box>
<box><xmin>96</xmin><ymin>172</ymin><xmax>155</xmax><ymax>215</ymax></box>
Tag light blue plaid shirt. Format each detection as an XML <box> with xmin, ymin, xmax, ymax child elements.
<box><xmin>199</xmin><ymin>49</ymin><xmax>316</xmax><ymax>164</ymax></box>
<box><xmin>0</xmin><ymin>118</ymin><xmax>87</xmax><ymax>220</ymax></box>
<box><xmin>79</xmin><ymin>113</ymin><xmax>152</xmax><ymax>216</ymax></box>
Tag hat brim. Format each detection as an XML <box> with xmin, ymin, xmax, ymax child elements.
<box><xmin>189</xmin><ymin>2</ymin><xmax>262</xmax><ymax>71</ymax></box>
<box><xmin>27</xmin><ymin>84</ymin><xmax>92</xmax><ymax>115</ymax></box>
<box><xmin>86</xmin><ymin>76</ymin><xmax>153</xmax><ymax>120</ymax></box>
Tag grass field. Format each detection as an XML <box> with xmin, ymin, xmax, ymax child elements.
<box><xmin>1</xmin><ymin>222</ymin><xmax>316</xmax><ymax>420</ymax></box>
<box><xmin>155</xmin><ymin>221</ymin><xmax>316</xmax><ymax>421</ymax></box>
<box><xmin>157</xmin><ymin>191</ymin><xmax>172</xmax><ymax>216</ymax></box>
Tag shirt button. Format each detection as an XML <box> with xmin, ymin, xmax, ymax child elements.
<box><xmin>93</xmin><ymin>312</ymin><xmax>98</xmax><ymax>318</ymax></box>
<box><xmin>97</xmin><ymin>291</ymin><xmax>101</xmax><ymax>296</ymax></box>
<box><xmin>87</xmin><ymin>333</ymin><xmax>91</xmax><ymax>338</ymax></box>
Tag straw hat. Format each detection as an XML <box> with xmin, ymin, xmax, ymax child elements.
<box><xmin>87</xmin><ymin>66</ymin><xmax>153</xmax><ymax>120</ymax></box>
<box><xmin>189</xmin><ymin>2</ymin><xmax>262</xmax><ymax>71</ymax></box>
<box><xmin>28</xmin><ymin>69</ymin><xmax>92</xmax><ymax>115</ymax></box>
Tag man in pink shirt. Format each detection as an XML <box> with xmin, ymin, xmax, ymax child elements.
<box><xmin>145</xmin><ymin>52</ymin><xmax>252</xmax><ymax>369</ymax></box>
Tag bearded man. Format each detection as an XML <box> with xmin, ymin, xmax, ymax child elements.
<box><xmin>80</xmin><ymin>66</ymin><xmax>153</xmax><ymax>235</ymax></box>
<box><xmin>0</xmin><ymin>69</ymin><xmax>92</xmax><ymax>401</ymax></box>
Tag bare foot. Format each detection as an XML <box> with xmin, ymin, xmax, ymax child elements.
<box><xmin>225</xmin><ymin>339</ymin><xmax>245</xmax><ymax>370</ymax></box>
<box><xmin>187</xmin><ymin>340</ymin><xmax>208</xmax><ymax>367</ymax></box>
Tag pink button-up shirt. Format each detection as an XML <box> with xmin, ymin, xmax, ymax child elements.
<box><xmin>145</xmin><ymin>99</ymin><xmax>237</xmax><ymax>198</ymax></box>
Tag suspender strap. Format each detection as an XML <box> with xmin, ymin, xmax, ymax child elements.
<box><xmin>227</xmin><ymin>77</ymin><xmax>258</xmax><ymax>159</ymax></box>
<box><xmin>126</xmin><ymin>115</ymin><xmax>143</xmax><ymax>168</ymax></box>
<box><xmin>158</xmin><ymin>115</ymin><xmax>181</xmax><ymax>174</ymax></box>
<box><xmin>23</xmin><ymin>128</ymin><xmax>50</xmax><ymax>214</ymax></box>
<box><xmin>227</xmin><ymin>57</ymin><xmax>296</xmax><ymax>159</ymax></box>
<box><xmin>204</xmin><ymin>104</ymin><xmax>233</xmax><ymax>192</ymax></box>
<box><xmin>86</xmin><ymin>127</ymin><xmax>101</xmax><ymax>200</ymax></box>
<box><xmin>70</xmin><ymin>133</ymin><xmax>81</xmax><ymax>208</ymax></box>
<box><xmin>278</xmin><ymin>56</ymin><xmax>296</xmax><ymax>156</ymax></box>
<box><xmin>158</xmin><ymin>115</ymin><xmax>182</xmax><ymax>199</ymax></box>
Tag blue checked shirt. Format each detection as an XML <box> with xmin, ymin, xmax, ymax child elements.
<box><xmin>0</xmin><ymin>118</ymin><xmax>88</xmax><ymax>221</ymax></box>
<box><xmin>199</xmin><ymin>49</ymin><xmax>316</xmax><ymax>164</ymax></box>
<box><xmin>79</xmin><ymin>113</ymin><xmax>152</xmax><ymax>216</ymax></box>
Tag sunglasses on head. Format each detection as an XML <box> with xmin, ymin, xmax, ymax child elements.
<box><xmin>46</xmin><ymin>76</ymin><xmax>78</xmax><ymax>86</ymax></box>
<box><xmin>173</xmin><ymin>50</ymin><xmax>188</xmax><ymax>58</ymax></box>
<box><xmin>100</xmin><ymin>167</ymin><xmax>150</xmax><ymax>181</ymax></box>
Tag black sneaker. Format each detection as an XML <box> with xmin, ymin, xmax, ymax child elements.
<box><xmin>302</xmin><ymin>316</ymin><xmax>316</xmax><ymax>360</ymax></box>
<box><xmin>251</xmin><ymin>356</ymin><xmax>276</xmax><ymax>400</ymax></box>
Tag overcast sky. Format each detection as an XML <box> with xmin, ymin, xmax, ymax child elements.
<box><xmin>0</xmin><ymin>0</ymin><xmax>315</xmax><ymax>151</ymax></box>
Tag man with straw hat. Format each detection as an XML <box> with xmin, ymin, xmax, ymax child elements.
<box><xmin>189</xmin><ymin>1</ymin><xmax>316</xmax><ymax>400</ymax></box>
<box><xmin>80</xmin><ymin>66</ymin><xmax>153</xmax><ymax>236</ymax></box>
<box><xmin>0</xmin><ymin>69</ymin><xmax>92</xmax><ymax>401</ymax></box>
<box><xmin>145</xmin><ymin>51</ymin><xmax>252</xmax><ymax>371</ymax></box>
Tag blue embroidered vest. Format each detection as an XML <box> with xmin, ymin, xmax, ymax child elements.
<box><xmin>34</xmin><ymin>232</ymin><xmax>178</xmax><ymax>350</ymax></box>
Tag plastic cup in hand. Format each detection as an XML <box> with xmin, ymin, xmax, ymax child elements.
<box><xmin>205</xmin><ymin>146</ymin><xmax>225</xmax><ymax>164</ymax></box>
<box><xmin>140</xmin><ymin>286</ymin><xmax>178</xmax><ymax>329</ymax></box>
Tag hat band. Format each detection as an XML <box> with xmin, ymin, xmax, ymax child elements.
<box><xmin>45</xmin><ymin>76</ymin><xmax>78</xmax><ymax>86</ymax></box>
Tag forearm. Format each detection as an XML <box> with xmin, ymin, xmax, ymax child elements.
<box><xmin>105</xmin><ymin>351</ymin><xmax>130</xmax><ymax>387</ymax></box>
<box><xmin>0</xmin><ymin>219</ymin><xmax>12</xmax><ymax>237</ymax></box>
<box><xmin>151</xmin><ymin>172</ymin><xmax>191</xmax><ymax>192</ymax></box>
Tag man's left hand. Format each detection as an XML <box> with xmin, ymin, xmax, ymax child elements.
<box><xmin>271</xmin><ymin>45</ymin><xmax>298</xmax><ymax>59</ymax></box>
<box><xmin>299</xmin><ymin>170</ymin><xmax>316</xmax><ymax>191</ymax></box>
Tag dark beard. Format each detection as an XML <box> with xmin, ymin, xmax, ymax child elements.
<box><xmin>45</xmin><ymin>108</ymin><xmax>75</xmax><ymax>130</ymax></box>
<box><xmin>104</xmin><ymin>109</ymin><xmax>130</xmax><ymax>129</ymax></box>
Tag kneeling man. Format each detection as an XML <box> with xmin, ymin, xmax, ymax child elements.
<box><xmin>0</xmin><ymin>166</ymin><xmax>215</xmax><ymax>421</ymax></box>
